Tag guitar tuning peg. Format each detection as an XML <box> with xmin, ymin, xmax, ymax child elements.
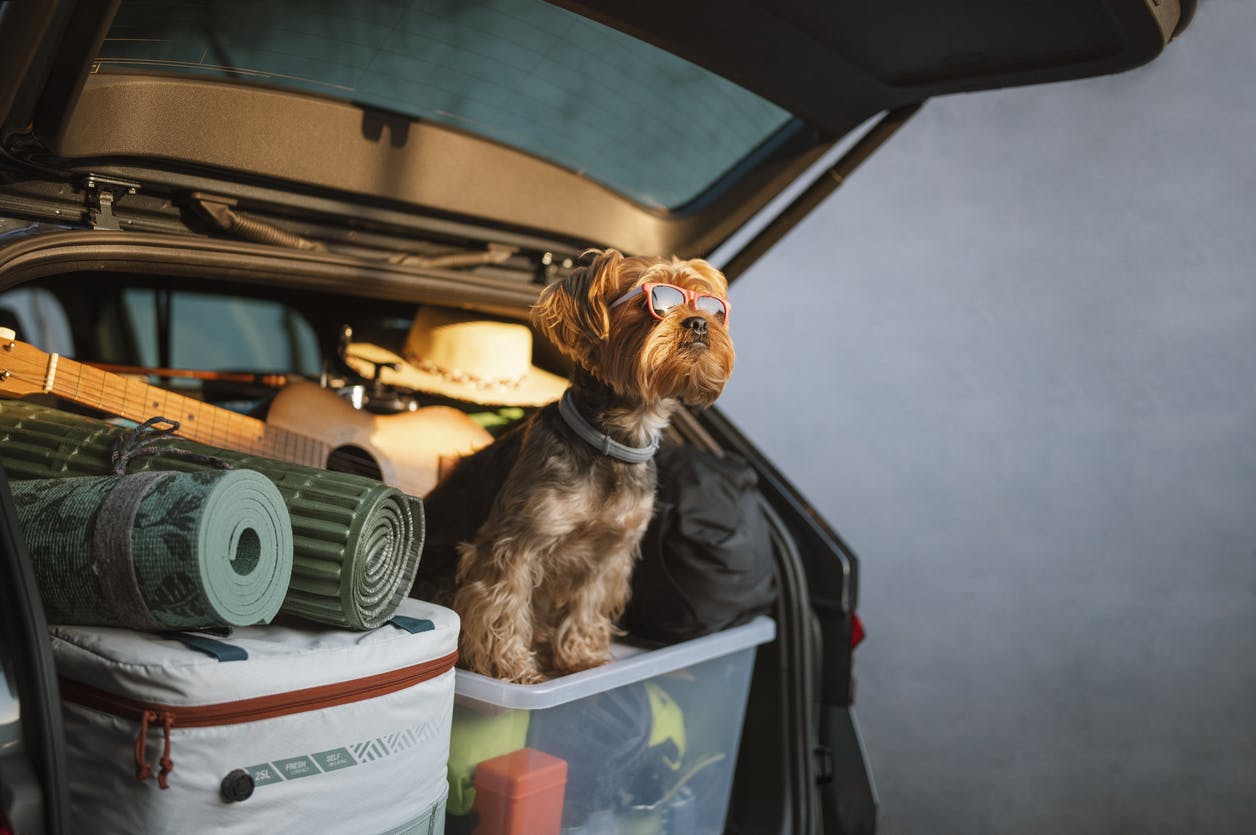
<box><xmin>0</xmin><ymin>327</ymin><xmax>15</xmax><ymax>350</ymax></box>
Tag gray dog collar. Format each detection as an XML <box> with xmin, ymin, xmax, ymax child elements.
<box><xmin>558</xmin><ymin>389</ymin><xmax>660</xmax><ymax>464</ymax></box>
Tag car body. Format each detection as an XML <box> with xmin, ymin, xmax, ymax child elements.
<box><xmin>0</xmin><ymin>1</ymin><xmax>1195</xmax><ymax>833</ymax></box>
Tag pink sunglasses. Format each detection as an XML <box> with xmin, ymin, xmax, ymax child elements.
<box><xmin>609</xmin><ymin>282</ymin><xmax>730</xmax><ymax>326</ymax></box>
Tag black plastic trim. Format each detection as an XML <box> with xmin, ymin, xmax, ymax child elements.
<box><xmin>29</xmin><ymin>0</ymin><xmax>119</xmax><ymax>148</ymax></box>
<box><xmin>0</xmin><ymin>0</ymin><xmax>76</xmax><ymax>140</ymax></box>
<box><xmin>820</xmin><ymin>705</ymin><xmax>879</xmax><ymax>835</ymax></box>
<box><xmin>0</xmin><ymin>230</ymin><xmax>543</xmax><ymax>317</ymax></box>
<box><xmin>0</xmin><ymin>468</ymin><xmax>69</xmax><ymax>834</ymax></box>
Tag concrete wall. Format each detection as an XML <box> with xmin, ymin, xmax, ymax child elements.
<box><xmin>718</xmin><ymin>2</ymin><xmax>1256</xmax><ymax>832</ymax></box>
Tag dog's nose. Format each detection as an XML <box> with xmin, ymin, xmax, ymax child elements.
<box><xmin>682</xmin><ymin>317</ymin><xmax>708</xmax><ymax>337</ymax></box>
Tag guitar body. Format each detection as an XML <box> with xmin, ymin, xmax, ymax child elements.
<box><xmin>263</xmin><ymin>382</ymin><xmax>493</xmax><ymax>497</ymax></box>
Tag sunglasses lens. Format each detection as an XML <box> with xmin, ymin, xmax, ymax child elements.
<box><xmin>649</xmin><ymin>284</ymin><xmax>686</xmax><ymax>313</ymax></box>
<box><xmin>694</xmin><ymin>295</ymin><xmax>728</xmax><ymax>323</ymax></box>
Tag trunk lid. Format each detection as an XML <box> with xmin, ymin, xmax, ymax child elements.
<box><xmin>0</xmin><ymin>0</ymin><xmax>1195</xmax><ymax>264</ymax></box>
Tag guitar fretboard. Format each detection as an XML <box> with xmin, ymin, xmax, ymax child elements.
<box><xmin>48</xmin><ymin>356</ymin><xmax>329</xmax><ymax>468</ymax></box>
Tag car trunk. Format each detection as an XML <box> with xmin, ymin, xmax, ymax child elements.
<box><xmin>0</xmin><ymin>249</ymin><xmax>860</xmax><ymax>832</ymax></box>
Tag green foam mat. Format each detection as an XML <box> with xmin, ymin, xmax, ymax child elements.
<box><xmin>12</xmin><ymin>470</ymin><xmax>292</xmax><ymax>630</ymax></box>
<box><xmin>0</xmin><ymin>399</ymin><xmax>425</xmax><ymax>630</ymax></box>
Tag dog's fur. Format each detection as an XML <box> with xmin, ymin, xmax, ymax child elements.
<box><xmin>413</xmin><ymin>249</ymin><xmax>735</xmax><ymax>683</ymax></box>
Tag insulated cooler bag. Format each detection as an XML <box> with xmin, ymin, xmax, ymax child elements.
<box><xmin>51</xmin><ymin>598</ymin><xmax>459</xmax><ymax>835</ymax></box>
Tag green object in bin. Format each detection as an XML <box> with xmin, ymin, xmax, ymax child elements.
<box><xmin>446</xmin><ymin>705</ymin><xmax>531</xmax><ymax>815</ymax></box>
<box><xmin>644</xmin><ymin>682</ymin><xmax>686</xmax><ymax>770</ymax></box>
<box><xmin>0</xmin><ymin>399</ymin><xmax>423</xmax><ymax>630</ymax></box>
<box><xmin>12</xmin><ymin>470</ymin><xmax>292</xmax><ymax>629</ymax></box>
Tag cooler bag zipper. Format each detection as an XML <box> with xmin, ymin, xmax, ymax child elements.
<box><xmin>58</xmin><ymin>650</ymin><xmax>458</xmax><ymax>788</ymax></box>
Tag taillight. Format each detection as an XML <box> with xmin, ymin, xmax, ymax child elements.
<box><xmin>851</xmin><ymin>613</ymin><xmax>866</xmax><ymax>649</ymax></box>
<box><xmin>0</xmin><ymin>807</ymin><xmax>15</xmax><ymax>835</ymax></box>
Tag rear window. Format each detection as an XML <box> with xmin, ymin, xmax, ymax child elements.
<box><xmin>123</xmin><ymin>290</ymin><xmax>321</xmax><ymax>376</ymax></box>
<box><xmin>96</xmin><ymin>0</ymin><xmax>793</xmax><ymax>209</ymax></box>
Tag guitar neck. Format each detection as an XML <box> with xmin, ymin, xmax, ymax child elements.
<box><xmin>45</xmin><ymin>355</ymin><xmax>328</xmax><ymax>468</ymax></box>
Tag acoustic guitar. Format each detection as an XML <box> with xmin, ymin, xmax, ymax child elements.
<box><xmin>0</xmin><ymin>328</ymin><xmax>494</xmax><ymax>497</ymax></box>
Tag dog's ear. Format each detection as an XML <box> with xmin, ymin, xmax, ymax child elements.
<box><xmin>531</xmin><ymin>248</ymin><xmax>625</xmax><ymax>365</ymax></box>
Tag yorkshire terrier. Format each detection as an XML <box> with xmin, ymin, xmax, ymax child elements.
<box><xmin>414</xmin><ymin>248</ymin><xmax>735</xmax><ymax>683</ymax></box>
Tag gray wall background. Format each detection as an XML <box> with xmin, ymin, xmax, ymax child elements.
<box><xmin>718</xmin><ymin>2</ymin><xmax>1256</xmax><ymax>833</ymax></box>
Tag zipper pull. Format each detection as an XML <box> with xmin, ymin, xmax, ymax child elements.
<box><xmin>134</xmin><ymin>710</ymin><xmax>157</xmax><ymax>782</ymax></box>
<box><xmin>157</xmin><ymin>712</ymin><xmax>175</xmax><ymax>790</ymax></box>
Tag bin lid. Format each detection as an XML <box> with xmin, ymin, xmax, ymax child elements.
<box><xmin>455</xmin><ymin>616</ymin><xmax>775</xmax><ymax>711</ymax></box>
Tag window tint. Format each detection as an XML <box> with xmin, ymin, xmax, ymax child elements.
<box><xmin>0</xmin><ymin>288</ymin><xmax>74</xmax><ymax>357</ymax></box>
<box><xmin>123</xmin><ymin>290</ymin><xmax>321</xmax><ymax>375</ymax></box>
<box><xmin>98</xmin><ymin>0</ymin><xmax>792</xmax><ymax>208</ymax></box>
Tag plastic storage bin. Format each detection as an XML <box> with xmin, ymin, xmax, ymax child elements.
<box><xmin>448</xmin><ymin>616</ymin><xmax>775</xmax><ymax>835</ymax></box>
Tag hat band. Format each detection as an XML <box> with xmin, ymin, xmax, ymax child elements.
<box><xmin>409</xmin><ymin>354</ymin><xmax>527</xmax><ymax>392</ymax></box>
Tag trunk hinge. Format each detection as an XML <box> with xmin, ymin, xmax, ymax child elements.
<box><xmin>84</xmin><ymin>174</ymin><xmax>141</xmax><ymax>231</ymax></box>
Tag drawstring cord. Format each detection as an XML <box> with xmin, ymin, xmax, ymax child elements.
<box><xmin>133</xmin><ymin>709</ymin><xmax>176</xmax><ymax>789</ymax></box>
<box><xmin>134</xmin><ymin>710</ymin><xmax>157</xmax><ymax>782</ymax></box>
<box><xmin>111</xmin><ymin>416</ymin><xmax>233</xmax><ymax>475</ymax></box>
<box><xmin>157</xmin><ymin>713</ymin><xmax>175</xmax><ymax>789</ymax></box>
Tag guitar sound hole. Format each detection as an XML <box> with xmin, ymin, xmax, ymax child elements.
<box><xmin>326</xmin><ymin>445</ymin><xmax>383</xmax><ymax>481</ymax></box>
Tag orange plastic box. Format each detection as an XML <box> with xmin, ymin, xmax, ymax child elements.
<box><xmin>472</xmin><ymin>747</ymin><xmax>568</xmax><ymax>835</ymax></box>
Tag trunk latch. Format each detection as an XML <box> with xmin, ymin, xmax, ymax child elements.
<box><xmin>84</xmin><ymin>174</ymin><xmax>140</xmax><ymax>231</ymax></box>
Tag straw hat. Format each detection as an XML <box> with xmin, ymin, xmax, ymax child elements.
<box><xmin>344</xmin><ymin>307</ymin><xmax>568</xmax><ymax>406</ymax></box>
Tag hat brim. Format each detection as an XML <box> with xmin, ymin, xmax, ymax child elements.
<box><xmin>344</xmin><ymin>343</ymin><xmax>569</xmax><ymax>407</ymax></box>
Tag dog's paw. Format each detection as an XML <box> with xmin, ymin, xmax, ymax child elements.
<box><xmin>511</xmin><ymin>668</ymin><xmax>549</xmax><ymax>685</ymax></box>
<box><xmin>486</xmin><ymin>657</ymin><xmax>547</xmax><ymax>684</ymax></box>
<box><xmin>550</xmin><ymin>651</ymin><xmax>611</xmax><ymax>677</ymax></box>
<box><xmin>463</xmin><ymin>642</ymin><xmax>547</xmax><ymax>684</ymax></box>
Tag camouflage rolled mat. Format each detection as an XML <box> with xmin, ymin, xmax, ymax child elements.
<box><xmin>0</xmin><ymin>399</ymin><xmax>425</xmax><ymax>630</ymax></box>
<box><xmin>11</xmin><ymin>470</ymin><xmax>293</xmax><ymax>630</ymax></box>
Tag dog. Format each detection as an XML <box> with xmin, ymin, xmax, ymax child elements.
<box><xmin>414</xmin><ymin>248</ymin><xmax>735</xmax><ymax>683</ymax></box>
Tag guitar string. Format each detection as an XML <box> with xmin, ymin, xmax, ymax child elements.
<box><xmin>62</xmin><ymin>364</ymin><xmax>271</xmax><ymax>460</ymax></box>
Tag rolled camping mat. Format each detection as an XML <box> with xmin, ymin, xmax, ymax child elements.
<box><xmin>0</xmin><ymin>399</ymin><xmax>425</xmax><ymax>630</ymax></box>
<box><xmin>11</xmin><ymin>470</ymin><xmax>292</xmax><ymax>630</ymax></box>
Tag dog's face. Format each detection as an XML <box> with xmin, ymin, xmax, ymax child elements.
<box><xmin>532</xmin><ymin>249</ymin><xmax>735</xmax><ymax>406</ymax></box>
